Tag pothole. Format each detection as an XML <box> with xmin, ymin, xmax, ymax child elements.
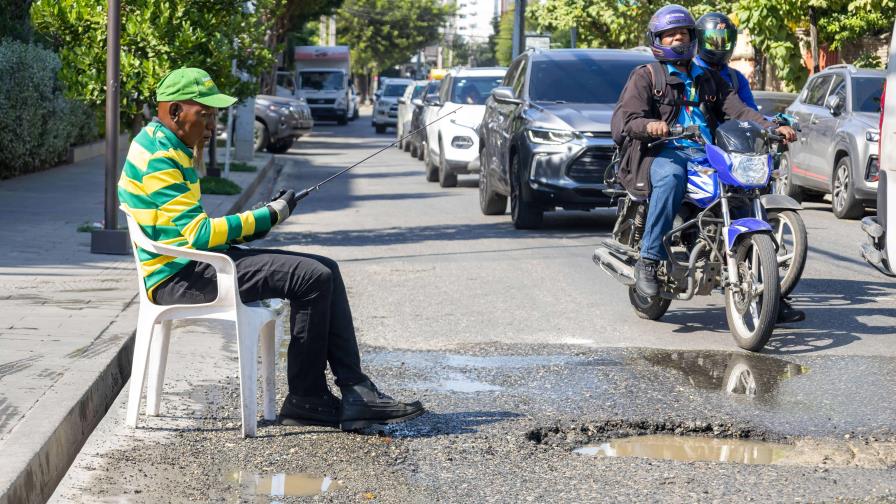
<box><xmin>574</xmin><ymin>434</ymin><xmax>793</xmax><ymax>465</ymax></box>
<box><xmin>227</xmin><ymin>471</ymin><xmax>344</xmax><ymax>498</ymax></box>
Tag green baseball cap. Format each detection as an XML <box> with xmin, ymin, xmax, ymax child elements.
<box><xmin>155</xmin><ymin>67</ymin><xmax>237</xmax><ymax>108</ymax></box>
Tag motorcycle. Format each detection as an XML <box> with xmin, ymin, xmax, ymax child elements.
<box><xmin>594</xmin><ymin>120</ymin><xmax>789</xmax><ymax>351</ymax></box>
<box><xmin>763</xmin><ymin>113</ymin><xmax>807</xmax><ymax>297</ymax></box>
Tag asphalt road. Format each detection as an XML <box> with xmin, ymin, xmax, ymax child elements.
<box><xmin>52</xmin><ymin>110</ymin><xmax>896</xmax><ymax>503</ymax></box>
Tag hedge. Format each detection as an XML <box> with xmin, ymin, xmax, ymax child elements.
<box><xmin>0</xmin><ymin>39</ymin><xmax>99</xmax><ymax>179</ymax></box>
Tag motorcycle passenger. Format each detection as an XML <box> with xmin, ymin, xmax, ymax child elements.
<box><xmin>611</xmin><ymin>5</ymin><xmax>796</xmax><ymax>304</ymax></box>
<box><xmin>693</xmin><ymin>12</ymin><xmax>806</xmax><ymax>323</ymax></box>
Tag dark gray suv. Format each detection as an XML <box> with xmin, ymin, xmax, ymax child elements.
<box><xmin>778</xmin><ymin>64</ymin><xmax>884</xmax><ymax>219</ymax></box>
<box><xmin>478</xmin><ymin>49</ymin><xmax>653</xmax><ymax>229</ymax></box>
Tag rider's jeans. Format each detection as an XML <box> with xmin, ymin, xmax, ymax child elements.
<box><xmin>640</xmin><ymin>149</ymin><xmax>690</xmax><ymax>262</ymax></box>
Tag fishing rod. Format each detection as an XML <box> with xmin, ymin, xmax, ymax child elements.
<box><xmin>291</xmin><ymin>106</ymin><xmax>463</xmax><ymax>203</ymax></box>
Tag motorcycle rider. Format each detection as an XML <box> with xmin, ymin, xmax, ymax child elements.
<box><xmin>611</xmin><ymin>5</ymin><xmax>796</xmax><ymax>307</ymax></box>
<box><xmin>692</xmin><ymin>12</ymin><xmax>806</xmax><ymax>323</ymax></box>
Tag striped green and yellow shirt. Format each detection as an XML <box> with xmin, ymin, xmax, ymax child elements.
<box><xmin>118</xmin><ymin>120</ymin><xmax>273</xmax><ymax>299</ymax></box>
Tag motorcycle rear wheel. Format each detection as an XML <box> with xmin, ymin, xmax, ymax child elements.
<box><xmin>628</xmin><ymin>287</ymin><xmax>671</xmax><ymax>320</ymax></box>
<box><xmin>725</xmin><ymin>234</ymin><xmax>780</xmax><ymax>352</ymax></box>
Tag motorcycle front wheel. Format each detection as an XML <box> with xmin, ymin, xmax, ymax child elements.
<box><xmin>766</xmin><ymin>210</ymin><xmax>807</xmax><ymax>297</ymax></box>
<box><xmin>725</xmin><ymin>234</ymin><xmax>780</xmax><ymax>352</ymax></box>
<box><xmin>628</xmin><ymin>287</ymin><xmax>671</xmax><ymax>320</ymax></box>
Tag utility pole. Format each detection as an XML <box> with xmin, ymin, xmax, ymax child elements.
<box><xmin>320</xmin><ymin>15</ymin><xmax>327</xmax><ymax>45</ymax></box>
<box><xmin>808</xmin><ymin>7</ymin><xmax>820</xmax><ymax>74</ymax></box>
<box><xmin>328</xmin><ymin>15</ymin><xmax>336</xmax><ymax>46</ymax></box>
<box><xmin>570</xmin><ymin>26</ymin><xmax>578</xmax><ymax>49</ymax></box>
<box><xmin>511</xmin><ymin>0</ymin><xmax>527</xmax><ymax>58</ymax></box>
<box><xmin>91</xmin><ymin>0</ymin><xmax>128</xmax><ymax>254</ymax></box>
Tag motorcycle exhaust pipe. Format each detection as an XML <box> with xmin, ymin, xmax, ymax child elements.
<box><xmin>593</xmin><ymin>247</ymin><xmax>636</xmax><ymax>286</ymax></box>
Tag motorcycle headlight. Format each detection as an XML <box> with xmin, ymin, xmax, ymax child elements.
<box><xmin>526</xmin><ymin>128</ymin><xmax>576</xmax><ymax>145</ymax></box>
<box><xmin>729</xmin><ymin>153</ymin><xmax>770</xmax><ymax>186</ymax></box>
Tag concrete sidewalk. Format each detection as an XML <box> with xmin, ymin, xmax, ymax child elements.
<box><xmin>0</xmin><ymin>150</ymin><xmax>278</xmax><ymax>504</ymax></box>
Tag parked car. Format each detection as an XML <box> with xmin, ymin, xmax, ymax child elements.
<box><xmin>419</xmin><ymin>80</ymin><xmax>447</xmax><ymax>165</ymax></box>
<box><xmin>753</xmin><ymin>91</ymin><xmax>797</xmax><ymax>115</ymax></box>
<box><xmin>862</xmin><ymin>19</ymin><xmax>896</xmax><ymax>274</ymax></box>
<box><xmin>397</xmin><ymin>80</ymin><xmax>428</xmax><ymax>151</ymax></box>
<box><xmin>373</xmin><ymin>78</ymin><xmax>414</xmax><ymax>133</ymax></box>
<box><xmin>479</xmin><ymin>48</ymin><xmax>654</xmax><ymax>228</ymax></box>
<box><xmin>408</xmin><ymin>80</ymin><xmax>442</xmax><ymax>160</ymax></box>
<box><xmin>349</xmin><ymin>82</ymin><xmax>361</xmax><ymax>121</ymax></box>
<box><xmin>254</xmin><ymin>95</ymin><xmax>313</xmax><ymax>153</ymax></box>
<box><xmin>778</xmin><ymin>64</ymin><xmax>885</xmax><ymax>218</ymax></box>
<box><xmin>423</xmin><ymin>67</ymin><xmax>506</xmax><ymax>187</ymax></box>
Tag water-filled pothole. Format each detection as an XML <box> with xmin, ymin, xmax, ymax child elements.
<box><xmin>574</xmin><ymin>434</ymin><xmax>793</xmax><ymax>465</ymax></box>
<box><xmin>228</xmin><ymin>471</ymin><xmax>343</xmax><ymax>498</ymax></box>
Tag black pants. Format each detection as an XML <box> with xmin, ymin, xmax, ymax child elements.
<box><xmin>154</xmin><ymin>247</ymin><xmax>368</xmax><ymax>396</ymax></box>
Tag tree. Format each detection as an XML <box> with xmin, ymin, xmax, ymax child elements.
<box><xmin>31</xmin><ymin>0</ymin><xmax>277</xmax><ymax>133</ymax></box>
<box><xmin>0</xmin><ymin>0</ymin><xmax>34</xmax><ymax>41</ymax></box>
<box><xmin>495</xmin><ymin>8</ymin><xmax>514</xmax><ymax>65</ymax></box>
<box><xmin>336</xmin><ymin>0</ymin><xmax>454</xmax><ymax>76</ymax></box>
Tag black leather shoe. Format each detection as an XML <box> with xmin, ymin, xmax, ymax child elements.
<box><xmin>278</xmin><ymin>391</ymin><xmax>341</xmax><ymax>428</ymax></box>
<box><xmin>339</xmin><ymin>380</ymin><xmax>425</xmax><ymax>431</ymax></box>
<box><xmin>777</xmin><ymin>298</ymin><xmax>805</xmax><ymax>324</ymax></box>
<box><xmin>634</xmin><ymin>258</ymin><xmax>660</xmax><ymax>298</ymax></box>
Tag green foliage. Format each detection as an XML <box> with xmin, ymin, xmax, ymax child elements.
<box><xmin>337</xmin><ymin>0</ymin><xmax>454</xmax><ymax>74</ymax></box>
<box><xmin>228</xmin><ymin>162</ymin><xmax>257</xmax><ymax>172</ymax></box>
<box><xmin>495</xmin><ymin>8</ymin><xmax>515</xmax><ymax>66</ymax></box>
<box><xmin>852</xmin><ymin>52</ymin><xmax>883</xmax><ymax>69</ymax></box>
<box><xmin>30</xmin><ymin>0</ymin><xmax>278</xmax><ymax>128</ymax></box>
<box><xmin>733</xmin><ymin>0</ymin><xmax>808</xmax><ymax>91</ymax></box>
<box><xmin>0</xmin><ymin>39</ymin><xmax>94</xmax><ymax>178</ymax></box>
<box><xmin>0</xmin><ymin>0</ymin><xmax>34</xmax><ymax>41</ymax></box>
<box><xmin>199</xmin><ymin>176</ymin><xmax>242</xmax><ymax>195</ymax></box>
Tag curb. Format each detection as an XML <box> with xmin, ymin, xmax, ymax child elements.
<box><xmin>0</xmin><ymin>157</ymin><xmax>276</xmax><ymax>504</ymax></box>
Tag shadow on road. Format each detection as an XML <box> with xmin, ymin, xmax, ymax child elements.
<box><xmin>379</xmin><ymin>410</ymin><xmax>524</xmax><ymax>438</ymax></box>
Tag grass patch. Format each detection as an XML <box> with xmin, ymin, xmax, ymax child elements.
<box><xmin>227</xmin><ymin>162</ymin><xmax>257</xmax><ymax>172</ymax></box>
<box><xmin>200</xmin><ymin>176</ymin><xmax>242</xmax><ymax>195</ymax></box>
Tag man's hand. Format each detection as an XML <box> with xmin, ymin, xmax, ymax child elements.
<box><xmin>267</xmin><ymin>188</ymin><xmax>297</xmax><ymax>225</ymax></box>
<box><xmin>646</xmin><ymin>121</ymin><xmax>670</xmax><ymax>138</ymax></box>
<box><xmin>775</xmin><ymin>125</ymin><xmax>797</xmax><ymax>144</ymax></box>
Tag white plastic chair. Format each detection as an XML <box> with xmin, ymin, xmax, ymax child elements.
<box><xmin>121</xmin><ymin>207</ymin><xmax>285</xmax><ymax>437</ymax></box>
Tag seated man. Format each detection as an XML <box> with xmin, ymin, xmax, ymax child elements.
<box><xmin>118</xmin><ymin>68</ymin><xmax>425</xmax><ymax>431</ymax></box>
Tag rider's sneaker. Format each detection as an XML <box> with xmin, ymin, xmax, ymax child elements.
<box><xmin>634</xmin><ymin>258</ymin><xmax>660</xmax><ymax>298</ymax></box>
<box><xmin>776</xmin><ymin>297</ymin><xmax>805</xmax><ymax>324</ymax></box>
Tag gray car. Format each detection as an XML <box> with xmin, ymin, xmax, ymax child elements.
<box><xmin>254</xmin><ymin>95</ymin><xmax>314</xmax><ymax>153</ymax></box>
<box><xmin>778</xmin><ymin>64</ymin><xmax>884</xmax><ymax>219</ymax></box>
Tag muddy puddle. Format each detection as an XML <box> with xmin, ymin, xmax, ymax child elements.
<box><xmin>573</xmin><ymin>434</ymin><xmax>896</xmax><ymax>468</ymax></box>
<box><xmin>228</xmin><ymin>471</ymin><xmax>344</xmax><ymax>498</ymax></box>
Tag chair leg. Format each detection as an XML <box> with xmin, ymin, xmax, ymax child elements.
<box><xmin>261</xmin><ymin>320</ymin><xmax>276</xmax><ymax>421</ymax></box>
<box><xmin>145</xmin><ymin>320</ymin><xmax>172</xmax><ymax>416</ymax></box>
<box><xmin>236</xmin><ymin>318</ymin><xmax>259</xmax><ymax>437</ymax></box>
<box><xmin>126</xmin><ymin>314</ymin><xmax>155</xmax><ymax>428</ymax></box>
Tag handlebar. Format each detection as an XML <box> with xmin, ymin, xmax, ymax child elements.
<box><xmin>647</xmin><ymin>124</ymin><xmax>702</xmax><ymax>149</ymax></box>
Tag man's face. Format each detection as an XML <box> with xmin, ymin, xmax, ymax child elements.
<box><xmin>172</xmin><ymin>100</ymin><xmax>217</xmax><ymax>148</ymax></box>
<box><xmin>660</xmin><ymin>27</ymin><xmax>690</xmax><ymax>46</ymax></box>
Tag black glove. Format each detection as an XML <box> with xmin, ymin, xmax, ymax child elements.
<box><xmin>266</xmin><ymin>189</ymin><xmax>297</xmax><ymax>224</ymax></box>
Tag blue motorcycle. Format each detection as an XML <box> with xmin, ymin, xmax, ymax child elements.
<box><xmin>594</xmin><ymin>120</ymin><xmax>786</xmax><ymax>351</ymax></box>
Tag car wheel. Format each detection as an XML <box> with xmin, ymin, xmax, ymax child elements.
<box><xmin>424</xmin><ymin>142</ymin><xmax>438</xmax><ymax>182</ymax></box>
<box><xmin>509</xmin><ymin>153</ymin><xmax>543</xmax><ymax>229</ymax></box>
<box><xmin>410</xmin><ymin>142</ymin><xmax>418</xmax><ymax>159</ymax></box>
<box><xmin>416</xmin><ymin>140</ymin><xmax>426</xmax><ymax>160</ymax></box>
<box><xmin>774</xmin><ymin>152</ymin><xmax>803</xmax><ymax>203</ymax></box>
<box><xmin>831</xmin><ymin>156</ymin><xmax>863</xmax><ymax>219</ymax></box>
<box><xmin>438</xmin><ymin>140</ymin><xmax>458</xmax><ymax>188</ymax></box>
<box><xmin>353</xmin><ymin>107</ymin><xmax>359</xmax><ymax>120</ymax></box>
<box><xmin>375</xmin><ymin>124</ymin><xmax>386</xmax><ymax>134</ymax></box>
<box><xmin>404</xmin><ymin>139</ymin><xmax>411</xmax><ymax>152</ymax></box>
<box><xmin>479</xmin><ymin>171</ymin><xmax>507</xmax><ymax>215</ymax></box>
<box><xmin>253</xmin><ymin>120</ymin><xmax>268</xmax><ymax>152</ymax></box>
<box><xmin>266</xmin><ymin>137</ymin><xmax>294</xmax><ymax>154</ymax></box>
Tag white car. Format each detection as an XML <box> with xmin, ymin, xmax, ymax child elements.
<box><xmin>861</xmin><ymin>19</ymin><xmax>896</xmax><ymax>275</ymax></box>
<box><xmin>373</xmin><ymin>78</ymin><xmax>414</xmax><ymax>133</ymax></box>
<box><xmin>397</xmin><ymin>80</ymin><xmax>428</xmax><ymax>151</ymax></box>
<box><xmin>424</xmin><ymin>67</ymin><xmax>506</xmax><ymax>187</ymax></box>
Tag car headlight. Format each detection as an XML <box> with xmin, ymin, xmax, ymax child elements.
<box><xmin>526</xmin><ymin>128</ymin><xmax>576</xmax><ymax>145</ymax></box>
<box><xmin>451</xmin><ymin>136</ymin><xmax>474</xmax><ymax>149</ymax></box>
<box><xmin>867</xmin><ymin>129</ymin><xmax>880</xmax><ymax>142</ymax></box>
<box><xmin>729</xmin><ymin>153</ymin><xmax>770</xmax><ymax>186</ymax></box>
<box><xmin>268</xmin><ymin>104</ymin><xmax>289</xmax><ymax>114</ymax></box>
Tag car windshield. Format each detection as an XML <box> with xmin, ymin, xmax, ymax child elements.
<box><xmin>299</xmin><ymin>71</ymin><xmax>343</xmax><ymax>91</ymax></box>
<box><xmin>528</xmin><ymin>56</ymin><xmax>645</xmax><ymax>103</ymax></box>
<box><xmin>411</xmin><ymin>84</ymin><xmax>427</xmax><ymax>99</ymax></box>
<box><xmin>383</xmin><ymin>84</ymin><xmax>408</xmax><ymax>97</ymax></box>
<box><xmin>755</xmin><ymin>97</ymin><xmax>793</xmax><ymax>115</ymax></box>
<box><xmin>852</xmin><ymin>77</ymin><xmax>884</xmax><ymax>113</ymax></box>
<box><xmin>450</xmin><ymin>76</ymin><xmax>503</xmax><ymax>105</ymax></box>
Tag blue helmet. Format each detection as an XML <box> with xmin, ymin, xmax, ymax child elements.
<box><xmin>646</xmin><ymin>5</ymin><xmax>697</xmax><ymax>65</ymax></box>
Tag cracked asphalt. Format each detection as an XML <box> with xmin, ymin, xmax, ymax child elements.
<box><xmin>51</xmin><ymin>111</ymin><xmax>896</xmax><ymax>503</ymax></box>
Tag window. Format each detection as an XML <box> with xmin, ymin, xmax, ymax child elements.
<box><xmin>828</xmin><ymin>74</ymin><xmax>846</xmax><ymax>104</ymax></box>
<box><xmin>852</xmin><ymin>77</ymin><xmax>885</xmax><ymax>113</ymax></box>
<box><xmin>382</xmin><ymin>83</ymin><xmax>408</xmax><ymax>97</ymax></box>
<box><xmin>503</xmin><ymin>60</ymin><xmax>521</xmax><ymax>87</ymax></box>
<box><xmin>527</xmin><ymin>56</ymin><xmax>645</xmax><ymax>104</ymax></box>
<box><xmin>802</xmin><ymin>75</ymin><xmax>833</xmax><ymax>106</ymax></box>
<box><xmin>450</xmin><ymin>76</ymin><xmax>504</xmax><ymax>105</ymax></box>
<box><xmin>299</xmin><ymin>71</ymin><xmax>344</xmax><ymax>91</ymax></box>
<box><xmin>512</xmin><ymin>57</ymin><xmax>528</xmax><ymax>97</ymax></box>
